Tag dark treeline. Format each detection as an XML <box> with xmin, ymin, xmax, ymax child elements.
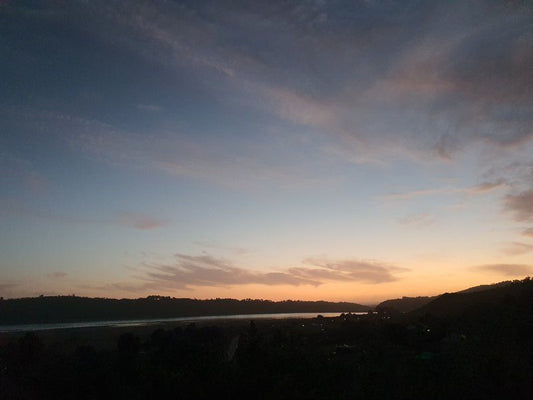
<box><xmin>0</xmin><ymin>296</ymin><xmax>369</xmax><ymax>324</ymax></box>
<box><xmin>375</xmin><ymin>295</ymin><xmax>437</xmax><ymax>313</ymax></box>
<box><xmin>1</xmin><ymin>278</ymin><xmax>533</xmax><ymax>399</ymax></box>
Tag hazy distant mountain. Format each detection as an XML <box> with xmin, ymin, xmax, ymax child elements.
<box><xmin>0</xmin><ymin>296</ymin><xmax>370</xmax><ymax>325</ymax></box>
<box><xmin>375</xmin><ymin>296</ymin><xmax>437</xmax><ymax>313</ymax></box>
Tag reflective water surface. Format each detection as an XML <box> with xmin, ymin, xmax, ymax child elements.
<box><xmin>0</xmin><ymin>312</ymin><xmax>367</xmax><ymax>333</ymax></box>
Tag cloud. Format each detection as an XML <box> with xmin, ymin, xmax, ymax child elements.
<box><xmin>194</xmin><ymin>240</ymin><xmax>250</xmax><ymax>256</ymax></box>
<box><xmin>297</xmin><ymin>258</ymin><xmax>409</xmax><ymax>284</ymax></box>
<box><xmin>382</xmin><ymin>187</ymin><xmax>455</xmax><ymax>201</ymax></box>
<box><xmin>116</xmin><ymin>212</ymin><xmax>167</xmax><ymax>230</ymax></box>
<box><xmin>505</xmin><ymin>190</ymin><xmax>533</xmax><ymax>221</ymax></box>
<box><xmin>0</xmin><ymin>152</ymin><xmax>49</xmax><ymax>194</ymax></box>
<box><xmin>474</xmin><ymin>264</ymin><xmax>533</xmax><ymax>277</ymax></box>
<box><xmin>130</xmin><ymin>253</ymin><xmax>407</xmax><ymax>290</ymax></box>
<box><xmin>502</xmin><ymin>242</ymin><xmax>533</xmax><ymax>256</ymax></box>
<box><xmin>522</xmin><ymin>228</ymin><xmax>533</xmax><ymax>238</ymax></box>
<box><xmin>464</xmin><ymin>181</ymin><xmax>506</xmax><ymax>195</ymax></box>
<box><xmin>3</xmin><ymin>1</ymin><xmax>532</xmax><ymax>190</ymax></box>
<box><xmin>1</xmin><ymin>200</ymin><xmax>167</xmax><ymax>231</ymax></box>
<box><xmin>260</xmin><ymin>86</ymin><xmax>337</xmax><ymax>128</ymax></box>
<box><xmin>382</xmin><ymin>181</ymin><xmax>505</xmax><ymax>201</ymax></box>
<box><xmin>2</xmin><ymin>107</ymin><xmax>327</xmax><ymax>191</ymax></box>
<box><xmin>6</xmin><ymin>0</ymin><xmax>532</xmax><ymax>167</ymax></box>
<box><xmin>139</xmin><ymin>254</ymin><xmax>319</xmax><ymax>289</ymax></box>
<box><xmin>398</xmin><ymin>213</ymin><xmax>434</xmax><ymax>228</ymax></box>
<box><xmin>46</xmin><ymin>272</ymin><xmax>68</xmax><ymax>279</ymax></box>
<box><xmin>136</xmin><ymin>104</ymin><xmax>164</xmax><ymax>112</ymax></box>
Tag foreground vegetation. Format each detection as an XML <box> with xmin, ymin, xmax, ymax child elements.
<box><xmin>1</xmin><ymin>278</ymin><xmax>533</xmax><ymax>399</ymax></box>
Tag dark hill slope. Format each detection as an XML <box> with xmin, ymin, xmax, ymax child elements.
<box><xmin>457</xmin><ymin>280</ymin><xmax>513</xmax><ymax>294</ymax></box>
<box><xmin>376</xmin><ymin>296</ymin><xmax>436</xmax><ymax>313</ymax></box>
<box><xmin>376</xmin><ymin>280</ymin><xmax>517</xmax><ymax>314</ymax></box>
<box><xmin>0</xmin><ymin>296</ymin><xmax>370</xmax><ymax>325</ymax></box>
<box><xmin>411</xmin><ymin>278</ymin><xmax>533</xmax><ymax>319</ymax></box>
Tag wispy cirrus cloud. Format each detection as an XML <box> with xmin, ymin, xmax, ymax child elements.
<box><xmin>505</xmin><ymin>190</ymin><xmax>533</xmax><ymax>222</ymax></box>
<box><xmin>465</xmin><ymin>181</ymin><xmax>507</xmax><ymax>195</ymax></box>
<box><xmin>2</xmin><ymin>107</ymin><xmax>328</xmax><ymax>191</ymax></box>
<box><xmin>193</xmin><ymin>240</ymin><xmax>250</xmax><ymax>256</ymax></box>
<box><xmin>1</xmin><ymin>200</ymin><xmax>167</xmax><ymax>231</ymax></box>
<box><xmin>0</xmin><ymin>152</ymin><xmax>49</xmax><ymax>195</ymax></box>
<box><xmin>139</xmin><ymin>254</ymin><xmax>319</xmax><ymax>289</ymax></box>
<box><xmin>474</xmin><ymin>264</ymin><xmax>533</xmax><ymax>277</ymax></box>
<box><xmin>382</xmin><ymin>181</ymin><xmax>506</xmax><ymax>201</ymax></box>
<box><xmin>5</xmin><ymin>0</ymin><xmax>532</xmax><ymax>168</ymax></box>
<box><xmin>46</xmin><ymin>272</ymin><xmax>68</xmax><ymax>279</ymax></box>
<box><xmin>297</xmin><ymin>258</ymin><xmax>409</xmax><ymax>284</ymax></box>
<box><xmin>116</xmin><ymin>212</ymin><xmax>167</xmax><ymax>231</ymax></box>
<box><xmin>502</xmin><ymin>242</ymin><xmax>533</xmax><ymax>256</ymax></box>
<box><xmin>3</xmin><ymin>0</ymin><xmax>532</xmax><ymax>194</ymax></box>
<box><xmin>398</xmin><ymin>213</ymin><xmax>434</xmax><ymax>228</ymax></box>
<box><xmin>522</xmin><ymin>228</ymin><xmax>533</xmax><ymax>238</ymax></box>
<box><xmin>128</xmin><ymin>253</ymin><xmax>408</xmax><ymax>290</ymax></box>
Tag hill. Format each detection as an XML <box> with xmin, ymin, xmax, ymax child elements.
<box><xmin>411</xmin><ymin>277</ymin><xmax>533</xmax><ymax>318</ymax></box>
<box><xmin>457</xmin><ymin>280</ymin><xmax>513</xmax><ymax>294</ymax></box>
<box><xmin>0</xmin><ymin>296</ymin><xmax>370</xmax><ymax>325</ymax></box>
<box><xmin>376</xmin><ymin>279</ymin><xmax>519</xmax><ymax>315</ymax></box>
<box><xmin>375</xmin><ymin>296</ymin><xmax>437</xmax><ymax>313</ymax></box>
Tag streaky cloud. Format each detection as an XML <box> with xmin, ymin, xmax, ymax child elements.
<box><xmin>502</xmin><ymin>242</ymin><xmax>533</xmax><ymax>256</ymax></box>
<box><xmin>140</xmin><ymin>254</ymin><xmax>319</xmax><ymax>289</ymax></box>
<box><xmin>116</xmin><ymin>212</ymin><xmax>167</xmax><ymax>231</ymax></box>
<box><xmin>300</xmin><ymin>258</ymin><xmax>409</xmax><ymax>284</ymax></box>
<box><xmin>474</xmin><ymin>264</ymin><xmax>533</xmax><ymax>277</ymax></box>
<box><xmin>382</xmin><ymin>180</ymin><xmax>505</xmax><ymax>201</ymax></box>
<box><xmin>398</xmin><ymin>213</ymin><xmax>434</xmax><ymax>228</ymax></box>
<box><xmin>505</xmin><ymin>190</ymin><xmax>533</xmax><ymax>221</ymax></box>
<box><xmin>46</xmin><ymin>272</ymin><xmax>68</xmax><ymax>279</ymax></box>
<box><xmin>522</xmin><ymin>228</ymin><xmax>533</xmax><ymax>238</ymax></box>
<box><xmin>464</xmin><ymin>181</ymin><xmax>506</xmax><ymax>195</ymax></box>
<box><xmin>129</xmin><ymin>253</ymin><xmax>408</xmax><ymax>290</ymax></box>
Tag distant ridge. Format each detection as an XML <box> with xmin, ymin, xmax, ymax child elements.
<box><xmin>457</xmin><ymin>280</ymin><xmax>513</xmax><ymax>294</ymax></box>
<box><xmin>0</xmin><ymin>296</ymin><xmax>370</xmax><ymax>325</ymax></box>
<box><xmin>376</xmin><ymin>279</ymin><xmax>523</xmax><ymax>314</ymax></box>
<box><xmin>411</xmin><ymin>277</ymin><xmax>533</xmax><ymax>318</ymax></box>
<box><xmin>375</xmin><ymin>296</ymin><xmax>437</xmax><ymax>313</ymax></box>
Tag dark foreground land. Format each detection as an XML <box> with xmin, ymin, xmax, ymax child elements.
<box><xmin>1</xmin><ymin>278</ymin><xmax>533</xmax><ymax>399</ymax></box>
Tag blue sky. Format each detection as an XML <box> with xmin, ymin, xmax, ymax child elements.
<box><xmin>1</xmin><ymin>0</ymin><xmax>533</xmax><ymax>302</ymax></box>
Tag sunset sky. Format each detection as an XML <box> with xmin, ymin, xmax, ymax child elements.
<box><xmin>1</xmin><ymin>0</ymin><xmax>533</xmax><ymax>304</ymax></box>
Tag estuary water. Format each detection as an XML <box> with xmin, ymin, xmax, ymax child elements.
<box><xmin>0</xmin><ymin>312</ymin><xmax>366</xmax><ymax>333</ymax></box>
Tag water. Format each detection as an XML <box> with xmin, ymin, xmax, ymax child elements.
<box><xmin>0</xmin><ymin>312</ymin><xmax>367</xmax><ymax>333</ymax></box>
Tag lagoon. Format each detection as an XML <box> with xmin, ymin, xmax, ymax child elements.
<box><xmin>0</xmin><ymin>312</ymin><xmax>366</xmax><ymax>333</ymax></box>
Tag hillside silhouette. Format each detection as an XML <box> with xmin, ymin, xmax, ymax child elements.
<box><xmin>375</xmin><ymin>279</ymin><xmax>526</xmax><ymax>316</ymax></box>
<box><xmin>376</xmin><ymin>295</ymin><xmax>437</xmax><ymax>313</ymax></box>
<box><xmin>410</xmin><ymin>278</ymin><xmax>533</xmax><ymax>318</ymax></box>
<box><xmin>0</xmin><ymin>296</ymin><xmax>369</xmax><ymax>325</ymax></box>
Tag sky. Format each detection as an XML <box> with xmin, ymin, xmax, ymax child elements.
<box><xmin>1</xmin><ymin>0</ymin><xmax>533</xmax><ymax>304</ymax></box>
